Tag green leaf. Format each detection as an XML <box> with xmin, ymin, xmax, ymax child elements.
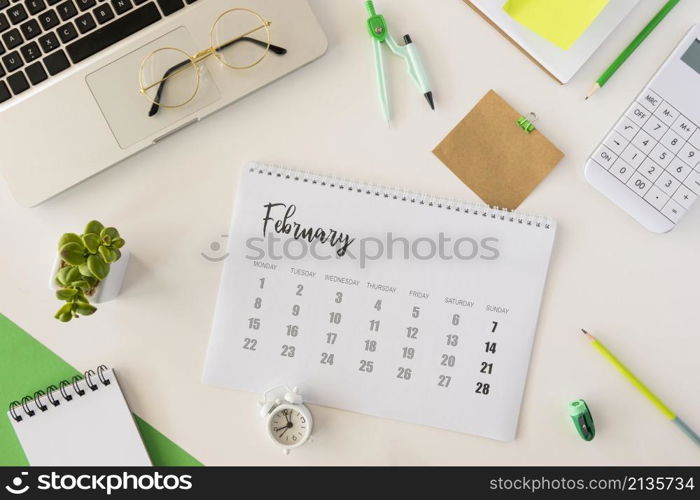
<box><xmin>58</xmin><ymin>233</ymin><xmax>82</xmax><ymax>250</ymax></box>
<box><xmin>87</xmin><ymin>254</ymin><xmax>110</xmax><ymax>281</ymax></box>
<box><xmin>55</xmin><ymin>266</ymin><xmax>73</xmax><ymax>286</ymax></box>
<box><xmin>70</xmin><ymin>280</ymin><xmax>90</xmax><ymax>290</ymax></box>
<box><xmin>54</xmin><ymin>303</ymin><xmax>73</xmax><ymax>322</ymax></box>
<box><xmin>59</xmin><ymin>242</ymin><xmax>86</xmax><ymax>266</ymax></box>
<box><xmin>56</xmin><ymin>288</ymin><xmax>77</xmax><ymax>301</ymax></box>
<box><xmin>85</xmin><ymin>220</ymin><xmax>104</xmax><ymax>235</ymax></box>
<box><xmin>84</xmin><ymin>276</ymin><xmax>98</xmax><ymax>287</ymax></box>
<box><xmin>74</xmin><ymin>302</ymin><xmax>97</xmax><ymax>316</ymax></box>
<box><xmin>98</xmin><ymin>246</ymin><xmax>119</xmax><ymax>263</ymax></box>
<box><xmin>100</xmin><ymin>227</ymin><xmax>119</xmax><ymax>245</ymax></box>
<box><xmin>78</xmin><ymin>262</ymin><xmax>94</xmax><ymax>278</ymax></box>
<box><xmin>112</xmin><ymin>237</ymin><xmax>125</xmax><ymax>249</ymax></box>
<box><xmin>82</xmin><ymin>233</ymin><xmax>100</xmax><ymax>254</ymax></box>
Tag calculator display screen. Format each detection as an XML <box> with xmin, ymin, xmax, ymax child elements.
<box><xmin>681</xmin><ymin>39</ymin><xmax>700</xmax><ymax>75</ymax></box>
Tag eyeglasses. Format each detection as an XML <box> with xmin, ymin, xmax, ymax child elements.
<box><xmin>139</xmin><ymin>7</ymin><xmax>288</xmax><ymax>117</ymax></box>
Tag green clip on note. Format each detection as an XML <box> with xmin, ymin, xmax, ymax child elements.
<box><xmin>503</xmin><ymin>0</ymin><xmax>610</xmax><ymax>50</ymax></box>
<box><xmin>516</xmin><ymin>113</ymin><xmax>536</xmax><ymax>133</ymax></box>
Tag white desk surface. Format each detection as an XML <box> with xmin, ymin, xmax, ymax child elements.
<box><xmin>1</xmin><ymin>0</ymin><xmax>699</xmax><ymax>465</ymax></box>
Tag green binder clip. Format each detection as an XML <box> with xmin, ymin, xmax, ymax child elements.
<box><xmin>568</xmin><ymin>399</ymin><xmax>596</xmax><ymax>441</ymax></box>
<box><xmin>365</xmin><ymin>0</ymin><xmax>434</xmax><ymax>125</ymax></box>
<box><xmin>517</xmin><ymin>113</ymin><xmax>537</xmax><ymax>133</ymax></box>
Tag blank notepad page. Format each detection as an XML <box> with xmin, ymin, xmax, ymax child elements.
<box><xmin>8</xmin><ymin>369</ymin><xmax>151</xmax><ymax>466</ymax></box>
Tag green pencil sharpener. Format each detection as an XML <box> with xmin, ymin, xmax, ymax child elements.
<box><xmin>568</xmin><ymin>399</ymin><xmax>595</xmax><ymax>441</ymax></box>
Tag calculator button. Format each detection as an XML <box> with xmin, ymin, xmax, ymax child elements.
<box><xmin>689</xmin><ymin>129</ymin><xmax>700</xmax><ymax>151</ymax></box>
<box><xmin>620</xmin><ymin>144</ymin><xmax>644</xmax><ymax>168</ymax></box>
<box><xmin>631</xmin><ymin>129</ymin><xmax>656</xmax><ymax>154</ymax></box>
<box><xmin>659</xmin><ymin>129</ymin><xmax>684</xmax><ymax>154</ymax></box>
<box><xmin>668</xmin><ymin>157</ymin><xmax>691</xmax><ymax>182</ymax></box>
<box><xmin>672</xmin><ymin>185</ymin><xmax>697</xmax><ymax>209</ymax></box>
<box><xmin>625</xmin><ymin>103</ymin><xmax>651</xmax><ymax>125</ymax></box>
<box><xmin>643</xmin><ymin>185</ymin><xmax>670</xmax><ymax>210</ymax></box>
<box><xmin>661</xmin><ymin>199</ymin><xmax>685</xmax><ymax>223</ymax></box>
<box><xmin>603</xmin><ymin>131</ymin><xmax>628</xmax><ymax>156</ymax></box>
<box><xmin>638</xmin><ymin>89</ymin><xmax>662</xmax><ymax>110</ymax></box>
<box><xmin>610</xmin><ymin>159</ymin><xmax>634</xmax><ymax>182</ymax></box>
<box><xmin>684</xmin><ymin>170</ymin><xmax>700</xmax><ymax>194</ymax></box>
<box><xmin>639</xmin><ymin>158</ymin><xmax>662</xmax><ymax>182</ymax></box>
<box><xmin>614</xmin><ymin>117</ymin><xmax>640</xmax><ymax>141</ymax></box>
<box><xmin>627</xmin><ymin>171</ymin><xmax>651</xmax><ymax>196</ymax></box>
<box><xmin>649</xmin><ymin>143</ymin><xmax>673</xmax><ymax>168</ymax></box>
<box><xmin>642</xmin><ymin>116</ymin><xmax>669</xmax><ymax>141</ymax></box>
<box><xmin>592</xmin><ymin>144</ymin><xmax>617</xmax><ymax>169</ymax></box>
<box><xmin>655</xmin><ymin>101</ymin><xmax>679</xmax><ymax>127</ymax></box>
<box><xmin>671</xmin><ymin>116</ymin><xmax>697</xmax><ymax>141</ymax></box>
<box><xmin>677</xmin><ymin>142</ymin><xmax>698</xmax><ymax>166</ymax></box>
<box><xmin>655</xmin><ymin>170</ymin><xmax>680</xmax><ymax>196</ymax></box>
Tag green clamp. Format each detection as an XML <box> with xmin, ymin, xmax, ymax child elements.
<box><xmin>516</xmin><ymin>113</ymin><xmax>537</xmax><ymax>133</ymax></box>
<box><xmin>366</xmin><ymin>0</ymin><xmax>388</xmax><ymax>42</ymax></box>
<box><xmin>568</xmin><ymin>399</ymin><xmax>596</xmax><ymax>441</ymax></box>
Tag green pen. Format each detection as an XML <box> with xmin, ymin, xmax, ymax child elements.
<box><xmin>365</xmin><ymin>1</ymin><xmax>434</xmax><ymax>125</ymax></box>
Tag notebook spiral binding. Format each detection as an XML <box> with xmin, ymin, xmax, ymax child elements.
<box><xmin>8</xmin><ymin>365</ymin><xmax>111</xmax><ymax>423</ymax></box>
<box><xmin>247</xmin><ymin>162</ymin><xmax>553</xmax><ymax>230</ymax></box>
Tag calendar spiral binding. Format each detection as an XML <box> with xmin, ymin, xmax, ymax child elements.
<box><xmin>8</xmin><ymin>365</ymin><xmax>112</xmax><ymax>423</ymax></box>
<box><xmin>247</xmin><ymin>162</ymin><xmax>554</xmax><ymax>230</ymax></box>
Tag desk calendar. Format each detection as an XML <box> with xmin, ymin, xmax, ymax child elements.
<box><xmin>203</xmin><ymin>163</ymin><xmax>556</xmax><ymax>441</ymax></box>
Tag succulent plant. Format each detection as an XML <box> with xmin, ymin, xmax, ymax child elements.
<box><xmin>54</xmin><ymin>220</ymin><xmax>125</xmax><ymax>323</ymax></box>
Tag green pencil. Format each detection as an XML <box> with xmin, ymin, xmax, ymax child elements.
<box><xmin>586</xmin><ymin>0</ymin><xmax>681</xmax><ymax>99</ymax></box>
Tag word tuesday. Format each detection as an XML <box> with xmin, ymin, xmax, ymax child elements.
<box><xmin>262</xmin><ymin>203</ymin><xmax>355</xmax><ymax>257</ymax></box>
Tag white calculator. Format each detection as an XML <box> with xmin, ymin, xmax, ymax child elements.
<box><xmin>585</xmin><ymin>25</ymin><xmax>700</xmax><ymax>233</ymax></box>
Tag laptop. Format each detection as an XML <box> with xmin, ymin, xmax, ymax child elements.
<box><xmin>0</xmin><ymin>0</ymin><xmax>327</xmax><ymax>206</ymax></box>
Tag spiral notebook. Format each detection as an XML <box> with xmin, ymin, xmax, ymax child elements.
<box><xmin>204</xmin><ymin>163</ymin><xmax>556</xmax><ymax>440</ymax></box>
<box><xmin>7</xmin><ymin>366</ymin><xmax>151</xmax><ymax>466</ymax></box>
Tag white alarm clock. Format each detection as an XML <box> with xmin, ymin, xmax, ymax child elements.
<box><xmin>259</xmin><ymin>386</ymin><xmax>313</xmax><ymax>454</ymax></box>
<box><xmin>585</xmin><ymin>25</ymin><xmax>700</xmax><ymax>232</ymax></box>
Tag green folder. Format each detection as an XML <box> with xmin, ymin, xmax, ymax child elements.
<box><xmin>0</xmin><ymin>314</ymin><xmax>202</xmax><ymax>466</ymax></box>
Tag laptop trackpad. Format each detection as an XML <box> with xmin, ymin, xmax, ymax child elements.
<box><xmin>86</xmin><ymin>26</ymin><xmax>221</xmax><ymax>149</ymax></box>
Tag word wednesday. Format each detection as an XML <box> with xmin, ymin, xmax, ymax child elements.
<box><xmin>262</xmin><ymin>202</ymin><xmax>355</xmax><ymax>257</ymax></box>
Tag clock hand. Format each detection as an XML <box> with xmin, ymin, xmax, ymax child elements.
<box><xmin>279</xmin><ymin>426</ymin><xmax>290</xmax><ymax>438</ymax></box>
<box><xmin>284</xmin><ymin>410</ymin><xmax>291</xmax><ymax>425</ymax></box>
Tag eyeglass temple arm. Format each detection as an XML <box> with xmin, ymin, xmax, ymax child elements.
<box><xmin>148</xmin><ymin>38</ymin><xmax>288</xmax><ymax>117</ymax></box>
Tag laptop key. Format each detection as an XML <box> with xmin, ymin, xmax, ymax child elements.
<box><xmin>75</xmin><ymin>0</ymin><xmax>94</xmax><ymax>11</ymax></box>
<box><xmin>7</xmin><ymin>69</ymin><xmax>28</xmax><ymax>93</ymax></box>
<box><xmin>38</xmin><ymin>8</ymin><xmax>59</xmax><ymax>30</ymax></box>
<box><xmin>0</xmin><ymin>61</ymin><xmax>4</xmax><ymax>76</ymax></box>
<box><xmin>24</xmin><ymin>59</ymin><xmax>46</xmax><ymax>83</ymax></box>
<box><xmin>93</xmin><ymin>3</ymin><xmax>113</xmax><ymax>24</ymax></box>
<box><xmin>0</xmin><ymin>0</ymin><xmax>9</xmax><ymax>9</ymax></box>
<box><xmin>110</xmin><ymin>0</ymin><xmax>130</xmax><ymax>15</ymax></box>
<box><xmin>57</xmin><ymin>0</ymin><xmax>76</xmax><ymax>20</ymax></box>
<box><xmin>19</xmin><ymin>18</ymin><xmax>39</xmax><ymax>39</ymax></box>
<box><xmin>38</xmin><ymin>30</ymin><xmax>58</xmax><ymax>52</ymax></box>
<box><xmin>0</xmin><ymin>80</ymin><xmax>11</xmax><ymax>102</ymax></box>
<box><xmin>25</xmin><ymin>0</ymin><xmax>46</xmax><ymax>15</ymax></box>
<box><xmin>156</xmin><ymin>0</ymin><xmax>182</xmax><ymax>16</ymax></box>
<box><xmin>7</xmin><ymin>4</ymin><xmax>27</xmax><ymax>24</ymax></box>
<box><xmin>75</xmin><ymin>11</ymin><xmax>94</xmax><ymax>33</ymax></box>
<box><xmin>19</xmin><ymin>39</ymin><xmax>39</xmax><ymax>61</ymax></box>
<box><xmin>46</xmin><ymin>0</ymin><xmax>60</xmax><ymax>5</ymax></box>
<box><xmin>43</xmin><ymin>47</ymin><xmax>68</xmax><ymax>74</ymax></box>
<box><xmin>2</xmin><ymin>49</ymin><xmax>21</xmax><ymax>70</ymax></box>
<box><xmin>2</xmin><ymin>27</ymin><xmax>20</xmax><ymax>48</ymax></box>
<box><xmin>0</xmin><ymin>12</ymin><xmax>9</xmax><ymax>33</ymax></box>
<box><xmin>57</xmin><ymin>21</ymin><xmax>76</xmax><ymax>42</ymax></box>
<box><xmin>67</xmin><ymin>3</ymin><xmax>160</xmax><ymax>63</ymax></box>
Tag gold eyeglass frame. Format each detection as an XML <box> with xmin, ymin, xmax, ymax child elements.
<box><xmin>138</xmin><ymin>7</ymin><xmax>272</xmax><ymax>110</ymax></box>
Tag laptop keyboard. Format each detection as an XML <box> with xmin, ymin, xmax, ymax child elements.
<box><xmin>0</xmin><ymin>0</ymin><xmax>198</xmax><ymax>104</ymax></box>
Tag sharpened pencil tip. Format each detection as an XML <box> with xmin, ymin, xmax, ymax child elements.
<box><xmin>424</xmin><ymin>92</ymin><xmax>435</xmax><ymax>110</ymax></box>
<box><xmin>581</xmin><ymin>329</ymin><xmax>588</xmax><ymax>334</ymax></box>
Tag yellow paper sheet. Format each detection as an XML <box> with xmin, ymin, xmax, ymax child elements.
<box><xmin>503</xmin><ymin>0</ymin><xmax>610</xmax><ymax>50</ymax></box>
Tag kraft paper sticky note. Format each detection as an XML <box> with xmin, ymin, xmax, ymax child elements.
<box><xmin>432</xmin><ymin>90</ymin><xmax>564</xmax><ymax>210</ymax></box>
<box><xmin>503</xmin><ymin>0</ymin><xmax>609</xmax><ymax>50</ymax></box>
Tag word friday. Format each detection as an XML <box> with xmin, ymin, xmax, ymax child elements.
<box><xmin>262</xmin><ymin>203</ymin><xmax>355</xmax><ymax>257</ymax></box>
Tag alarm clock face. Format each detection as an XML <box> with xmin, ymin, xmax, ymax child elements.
<box><xmin>268</xmin><ymin>405</ymin><xmax>311</xmax><ymax>447</ymax></box>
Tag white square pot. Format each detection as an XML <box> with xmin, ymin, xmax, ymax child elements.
<box><xmin>49</xmin><ymin>250</ymin><xmax>130</xmax><ymax>304</ymax></box>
